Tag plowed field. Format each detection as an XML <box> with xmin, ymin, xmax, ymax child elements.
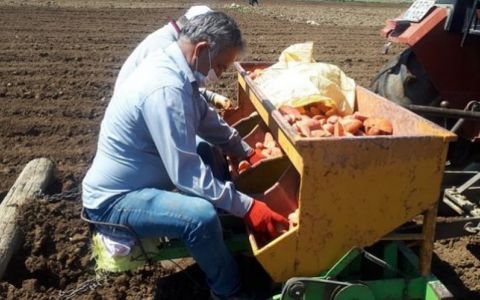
<box><xmin>1</xmin><ymin>1</ymin><xmax>479</xmax><ymax>299</ymax></box>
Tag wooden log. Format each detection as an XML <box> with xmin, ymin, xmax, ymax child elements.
<box><xmin>0</xmin><ymin>158</ymin><xmax>54</xmax><ymax>279</ymax></box>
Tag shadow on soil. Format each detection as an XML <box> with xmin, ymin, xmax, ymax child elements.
<box><xmin>154</xmin><ymin>255</ymin><xmax>275</xmax><ymax>300</ymax></box>
<box><xmin>432</xmin><ymin>253</ymin><xmax>480</xmax><ymax>299</ymax></box>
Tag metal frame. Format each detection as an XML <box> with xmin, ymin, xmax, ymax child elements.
<box><xmin>272</xmin><ymin>242</ymin><xmax>453</xmax><ymax>300</ymax></box>
<box><xmin>444</xmin><ymin>171</ymin><xmax>480</xmax><ymax>217</ymax></box>
<box><xmin>382</xmin><ymin>204</ymin><xmax>438</xmax><ymax>276</ymax></box>
<box><xmin>80</xmin><ymin>207</ymin><xmax>153</xmax><ymax>264</ymax></box>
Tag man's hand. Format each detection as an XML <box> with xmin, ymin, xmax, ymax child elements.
<box><xmin>212</xmin><ymin>93</ymin><xmax>232</xmax><ymax>110</ymax></box>
<box><xmin>247</xmin><ymin>148</ymin><xmax>265</xmax><ymax>165</ymax></box>
<box><xmin>243</xmin><ymin>200</ymin><xmax>289</xmax><ymax>238</ymax></box>
<box><xmin>201</xmin><ymin>89</ymin><xmax>232</xmax><ymax>110</ymax></box>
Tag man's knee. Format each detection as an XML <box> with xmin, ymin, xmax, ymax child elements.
<box><xmin>194</xmin><ymin>200</ymin><xmax>219</xmax><ymax>229</ymax></box>
<box><xmin>185</xmin><ymin>200</ymin><xmax>221</xmax><ymax>245</ymax></box>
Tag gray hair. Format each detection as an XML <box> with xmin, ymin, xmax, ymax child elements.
<box><xmin>177</xmin><ymin>15</ymin><xmax>188</xmax><ymax>27</ymax></box>
<box><xmin>179</xmin><ymin>12</ymin><xmax>244</xmax><ymax>56</ymax></box>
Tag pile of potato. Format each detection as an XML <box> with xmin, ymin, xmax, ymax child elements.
<box><xmin>238</xmin><ymin>132</ymin><xmax>283</xmax><ymax>174</ymax></box>
<box><xmin>279</xmin><ymin>104</ymin><xmax>393</xmax><ymax>138</ymax></box>
<box><xmin>254</xmin><ymin>132</ymin><xmax>282</xmax><ymax>158</ymax></box>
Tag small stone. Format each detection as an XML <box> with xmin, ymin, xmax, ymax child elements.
<box><xmin>21</xmin><ymin>279</ymin><xmax>39</xmax><ymax>292</ymax></box>
<box><xmin>70</xmin><ymin>233</ymin><xmax>86</xmax><ymax>242</ymax></box>
<box><xmin>114</xmin><ymin>274</ymin><xmax>129</xmax><ymax>286</ymax></box>
<box><xmin>80</xmin><ymin>255</ymin><xmax>91</xmax><ymax>268</ymax></box>
<box><xmin>118</xmin><ymin>285</ymin><xmax>127</xmax><ymax>293</ymax></box>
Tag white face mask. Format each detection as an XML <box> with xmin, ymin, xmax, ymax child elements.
<box><xmin>194</xmin><ymin>48</ymin><xmax>218</xmax><ymax>87</ymax></box>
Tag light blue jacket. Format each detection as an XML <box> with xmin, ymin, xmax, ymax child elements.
<box><xmin>114</xmin><ymin>23</ymin><xmax>177</xmax><ymax>91</ymax></box>
<box><xmin>82</xmin><ymin>43</ymin><xmax>253</xmax><ymax>217</ymax></box>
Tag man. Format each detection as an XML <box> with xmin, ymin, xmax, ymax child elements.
<box><xmin>82</xmin><ymin>12</ymin><xmax>287</xmax><ymax>299</ymax></box>
<box><xmin>115</xmin><ymin>5</ymin><xmax>231</xmax><ymax>110</ymax></box>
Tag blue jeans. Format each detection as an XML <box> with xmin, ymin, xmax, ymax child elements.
<box><xmin>85</xmin><ymin>139</ymin><xmax>240</xmax><ymax>296</ymax></box>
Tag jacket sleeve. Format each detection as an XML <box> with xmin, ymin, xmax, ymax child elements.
<box><xmin>196</xmin><ymin>95</ymin><xmax>253</xmax><ymax>159</ymax></box>
<box><xmin>199</xmin><ymin>88</ymin><xmax>215</xmax><ymax>104</ymax></box>
<box><xmin>140</xmin><ymin>86</ymin><xmax>252</xmax><ymax>217</ymax></box>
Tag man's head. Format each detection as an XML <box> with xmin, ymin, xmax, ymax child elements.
<box><xmin>178</xmin><ymin>12</ymin><xmax>244</xmax><ymax>83</ymax></box>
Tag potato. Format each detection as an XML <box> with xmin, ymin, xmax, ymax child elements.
<box><xmin>284</xmin><ymin>114</ymin><xmax>299</xmax><ymax>124</ymax></box>
<box><xmin>364</xmin><ymin>118</ymin><xmax>393</xmax><ymax>135</ymax></box>
<box><xmin>322</xmin><ymin>123</ymin><xmax>335</xmax><ymax>134</ymax></box>
<box><xmin>279</xmin><ymin>105</ymin><xmax>302</xmax><ymax>117</ymax></box>
<box><xmin>353</xmin><ymin>112</ymin><xmax>369</xmax><ymax>121</ymax></box>
<box><xmin>292</xmin><ymin>123</ymin><xmax>301</xmax><ymax>134</ymax></box>
<box><xmin>309</xmin><ymin>106</ymin><xmax>321</xmax><ymax>116</ymax></box>
<box><xmin>334</xmin><ymin>122</ymin><xmax>345</xmax><ymax>137</ymax></box>
<box><xmin>248</xmin><ymin>68</ymin><xmax>264</xmax><ymax>80</ymax></box>
<box><xmin>311</xmin><ymin>129</ymin><xmax>331</xmax><ymax>138</ymax></box>
<box><xmin>377</xmin><ymin>119</ymin><xmax>393</xmax><ymax>134</ymax></box>
<box><xmin>305</xmin><ymin>119</ymin><xmax>322</xmax><ymax>131</ymax></box>
<box><xmin>355</xmin><ymin>130</ymin><xmax>366</xmax><ymax>136</ymax></box>
<box><xmin>238</xmin><ymin>160</ymin><xmax>251</xmax><ymax>173</ymax></box>
<box><xmin>366</xmin><ymin>127</ymin><xmax>382</xmax><ymax>136</ymax></box>
<box><xmin>261</xmin><ymin>148</ymin><xmax>273</xmax><ymax>157</ymax></box>
<box><xmin>270</xmin><ymin>147</ymin><xmax>283</xmax><ymax>157</ymax></box>
<box><xmin>255</xmin><ymin>142</ymin><xmax>265</xmax><ymax>149</ymax></box>
<box><xmin>288</xmin><ymin>209</ymin><xmax>299</xmax><ymax>229</ymax></box>
<box><xmin>324</xmin><ymin>107</ymin><xmax>337</xmax><ymax>117</ymax></box>
<box><xmin>263</xmin><ymin>132</ymin><xmax>276</xmax><ymax>149</ymax></box>
<box><xmin>327</xmin><ymin>115</ymin><xmax>339</xmax><ymax>124</ymax></box>
<box><xmin>341</xmin><ymin>119</ymin><xmax>363</xmax><ymax>134</ymax></box>
<box><xmin>285</xmin><ymin>103</ymin><xmax>393</xmax><ymax>139</ymax></box>
<box><xmin>297</xmin><ymin>122</ymin><xmax>312</xmax><ymax>137</ymax></box>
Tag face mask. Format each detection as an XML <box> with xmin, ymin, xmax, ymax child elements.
<box><xmin>204</xmin><ymin>49</ymin><xmax>219</xmax><ymax>85</ymax></box>
<box><xmin>194</xmin><ymin>48</ymin><xmax>218</xmax><ymax>87</ymax></box>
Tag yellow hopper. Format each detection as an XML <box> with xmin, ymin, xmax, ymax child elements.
<box><xmin>226</xmin><ymin>62</ymin><xmax>456</xmax><ymax>282</ymax></box>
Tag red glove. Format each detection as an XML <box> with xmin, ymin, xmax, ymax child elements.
<box><xmin>244</xmin><ymin>200</ymin><xmax>289</xmax><ymax>239</ymax></box>
<box><xmin>247</xmin><ymin>148</ymin><xmax>265</xmax><ymax>165</ymax></box>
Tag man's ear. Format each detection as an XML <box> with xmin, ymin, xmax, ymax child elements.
<box><xmin>193</xmin><ymin>41</ymin><xmax>209</xmax><ymax>59</ymax></box>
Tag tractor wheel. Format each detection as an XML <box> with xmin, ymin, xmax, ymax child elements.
<box><xmin>370</xmin><ymin>49</ymin><xmax>476</xmax><ymax>168</ymax></box>
<box><xmin>370</xmin><ymin>48</ymin><xmax>440</xmax><ymax>107</ymax></box>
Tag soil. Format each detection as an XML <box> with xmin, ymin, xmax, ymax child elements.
<box><xmin>0</xmin><ymin>0</ymin><xmax>479</xmax><ymax>299</ymax></box>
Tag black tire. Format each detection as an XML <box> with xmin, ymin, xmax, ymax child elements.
<box><xmin>371</xmin><ymin>49</ymin><xmax>478</xmax><ymax>168</ymax></box>
<box><xmin>370</xmin><ymin>48</ymin><xmax>440</xmax><ymax>107</ymax></box>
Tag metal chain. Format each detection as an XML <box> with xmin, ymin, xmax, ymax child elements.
<box><xmin>58</xmin><ymin>277</ymin><xmax>103</xmax><ymax>300</ymax></box>
<box><xmin>464</xmin><ymin>221</ymin><xmax>480</xmax><ymax>234</ymax></box>
<box><xmin>34</xmin><ymin>186</ymin><xmax>81</xmax><ymax>203</ymax></box>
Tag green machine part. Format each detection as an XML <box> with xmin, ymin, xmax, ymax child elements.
<box><xmin>91</xmin><ymin>214</ymin><xmax>452</xmax><ymax>300</ymax></box>
<box><xmin>91</xmin><ymin>214</ymin><xmax>251</xmax><ymax>273</ymax></box>
<box><xmin>271</xmin><ymin>242</ymin><xmax>453</xmax><ymax>300</ymax></box>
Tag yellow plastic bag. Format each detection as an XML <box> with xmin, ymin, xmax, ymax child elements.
<box><xmin>277</xmin><ymin>41</ymin><xmax>316</xmax><ymax>66</ymax></box>
<box><xmin>253</xmin><ymin>42</ymin><xmax>355</xmax><ymax>115</ymax></box>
